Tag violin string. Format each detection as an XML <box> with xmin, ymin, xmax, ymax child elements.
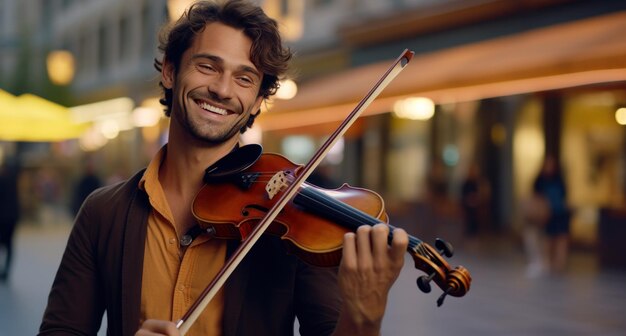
<box><xmin>233</xmin><ymin>171</ymin><xmax>422</xmax><ymax>250</ymax></box>
<box><xmin>297</xmin><ymin>189</ymin><xmax>378</xmax><ymax>226</ymax></box>
<box><xmin>272</xmin><ymin>175</ymin><xmax>458</xmax><ymax>289</ymax></box>
<box><xmin>293</xmin><ymin>186</ymin><xmax>422</xmax><ymax>250</ymax></box>
<box><xmin>415</xmin><ymin>243</ymin><xmax>431</xmax><ymax>260</ymax></box>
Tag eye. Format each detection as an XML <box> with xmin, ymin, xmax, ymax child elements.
<box><xmin>236</xmin><ymin>75</ymin><xmax>254</xmax><ymax>87</ymax></box>
<box><xmin>198</xmin><ymin>63</ymin><xmax>217</xmax><ymax>73</ymax></box>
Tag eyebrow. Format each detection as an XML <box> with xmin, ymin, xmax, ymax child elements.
<box><xmin>191</xmin><ymin>53</ymin><xmax>261</xmax><ymax>79</ymax></box>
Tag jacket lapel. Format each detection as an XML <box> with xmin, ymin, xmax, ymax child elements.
<box><xmin>120</xmin><ymin>173</ymin><xmax>150</xmax><ymax>336</ymax></box>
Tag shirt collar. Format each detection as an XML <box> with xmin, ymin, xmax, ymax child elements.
<box><xmin>138</xmin><ymin>144</ymin><xmax>167</xmax><ymax>192</ymax></box>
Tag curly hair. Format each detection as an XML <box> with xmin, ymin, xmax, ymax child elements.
<box><xmin>154</xmin><ymin>0</ymin><xmax>292</xmax><ymax>131</ymax></box>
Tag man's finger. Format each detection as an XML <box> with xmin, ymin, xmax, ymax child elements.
<box><xmin>355</xmin><ymin>225</ymin><xmax>373</xmax><ymax>269</ymax></box>
<box><xmin>341</xmin><ymin>232</ymin><xmax>357</xmax><ymax>271</ymax></box>
<box><xmin>389</xmin><ymin>228</ymin><xmax>409</xmax><ymax>263</ymax></box>
<box><xmin>371</xmin><ymin>223</ymin><xmax>390</xmax><ymax>265</ymax></box>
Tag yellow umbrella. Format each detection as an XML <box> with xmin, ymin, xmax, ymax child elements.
<box><xmin>0</xmin><ymin>89</ymin><xmax>89</xmax><ymax>142</ymax></box>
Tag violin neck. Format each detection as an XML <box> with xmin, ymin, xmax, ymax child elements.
<box><xmin>293</xmin><ymin>186</ymin><xmax>421</xmax><ymax>250</ymax></box>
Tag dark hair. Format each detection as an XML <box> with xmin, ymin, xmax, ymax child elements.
<box><xmin>154</xmin><ymin>0</ymin><xmax>292</xmax><ymax>130</ymax></box>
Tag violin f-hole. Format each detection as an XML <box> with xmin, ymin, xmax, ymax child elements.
<box><xmin>241</xmin><ymin>204</ymin><xmax>269</xmax><ymax>217</ymax></box>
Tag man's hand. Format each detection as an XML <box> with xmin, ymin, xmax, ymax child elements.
<box><xmin>135</xmin><ymin>319</ymin><xmax>180</xmax><ymax>336</ymax></box>
<box><xmin>333</xmin><ymin>223</ymin><xmax>409</xmax><ymax>336</ymax></box>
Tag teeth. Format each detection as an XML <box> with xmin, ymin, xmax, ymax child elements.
<box><xmin>198</xmin><ymin>101</ymin><xmax>227</xmax><ymax>115</ymax></box>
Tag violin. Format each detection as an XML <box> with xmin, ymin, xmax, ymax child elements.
<box><xmin>176</xmin><ymin>49</ymin><xmax>471</xmax><ymax>334</ymax></box>
<box><xmin>193</xmin><ymin>144</ymin><xmax>471</xmax><ymax>298</ymax></box>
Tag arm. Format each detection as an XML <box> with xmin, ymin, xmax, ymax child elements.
<box><xmin>332</xmin><ymin>224</ymin><xmax>408</xmax><ymax>336</ymax></box>
<box><xmin>39</xmin><ymin>199</ymin><xmax>105</xmax><ymax>335</ymax></box>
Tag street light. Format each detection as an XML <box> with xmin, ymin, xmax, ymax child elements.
<box><xmin>46</xmin><ymin>50</ymin><xmax>75</xmax><ymax>86</ymax></box>
<box><xmin>276</xmin><ymin>79</ymin><xmax>298</xmax><ymax>100</ymax></box>
<box><xmin>616</xmin><ymin>107</ymin><xmax>626</xmax><ymax>125</ymax></box>
<box><xmin>168</xmin><ymin>0</ymin><xmax>194</xmax><ymax>21</ymax></box>
<box><xmin>393</xmin><ymin>97</ymin><xmax>435</xmax><ymax>120</ymax></box>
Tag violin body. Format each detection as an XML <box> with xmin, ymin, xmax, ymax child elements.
<box><xmin>193</xmin><ymin>152</ymin><xmax>388</xmax><ymax>267</ymax></box>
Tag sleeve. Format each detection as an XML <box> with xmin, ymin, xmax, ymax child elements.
<box><xmin>38</xmin><ymin>196</ymin><xmax>105</xmax><ymax>335</ymax></box>
<box><xmin>294</xmin><ymin>261</ymin><xmax>342</xmax><ymax>336</ymax></box>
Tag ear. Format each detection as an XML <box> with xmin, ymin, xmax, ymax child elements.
<box><xmin>161</xmin><ymin>58</ymin><xmax>175</xmax><ymax>89</ymax></box>
<box><xmin>251</xmin><ymin>95</ymin><xmax>264</xmax><ymax>115</ymax></box>
<box><xmin>244</xmin><ymin>96</ymin><xmax>265</xmax><ymax>130</ymax></box>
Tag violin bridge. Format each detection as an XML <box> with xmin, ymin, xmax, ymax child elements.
<box><xmin>266</xmin><ymin>171</ymin><xmax>289</xmax><ymax>199</ymax></box>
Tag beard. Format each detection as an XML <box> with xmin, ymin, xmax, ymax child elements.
<box><xmin>176</xmin><ymin>93</ymin><xmax>251</xmax><ymax>145</ymax></box>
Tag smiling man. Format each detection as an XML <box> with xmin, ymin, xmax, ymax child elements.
<box><xmin>39</xmin><ymin>1</ymin><xmax>408</xmax><ymax>336</ymax></box>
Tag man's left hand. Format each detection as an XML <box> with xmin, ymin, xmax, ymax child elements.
<box><xmin>333</xmin><ymin>223</ymin><xmax>409</xmax><ymax>336</ymax></box>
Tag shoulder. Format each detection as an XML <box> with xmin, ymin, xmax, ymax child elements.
<box><xmin>75</xmin><ymin>169</ymin><xmax>147</xmax><ymax>234</ymax></box>
<box><xmin>65</xmin><ymin>169</ymin><xmax>149</xmax><ymax>258</ymax></box>
<box><xmin>83</xmin><ymin>170</ymin><xmax>146</xmax><ymax>209</ymax></box>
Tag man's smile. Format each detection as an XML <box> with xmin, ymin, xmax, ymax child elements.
<box><xmin>194</xmin><ymin>99</ymin><xmax>231</xmax><ymax>116</ymax></box>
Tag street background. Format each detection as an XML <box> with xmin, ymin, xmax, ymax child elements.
<box><xmin>2</xmin><ymin>1</ymin><xmax>626</xmax><ymax>335</ymax></box>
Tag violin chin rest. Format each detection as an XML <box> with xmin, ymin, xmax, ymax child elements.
<box><xmin>204</xmin><ymin>144</ymin><xmax>263</xmax><ymax>182</ymax></box>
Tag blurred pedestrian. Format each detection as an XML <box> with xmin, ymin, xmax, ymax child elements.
<box><xmin>460</xmin><ymin>162</ymin><xmax>490</xmax><ymax>239</ymax></box>
<box><xmin>71</xmin><ymin>162</ymin><xmax>102</xmax><ymax>216</ymax></box>
<box><xmin>0</xmin><ymin>163</ymin><xmax>20</xmax><ymax>282</ymax></box>
<box><xmin>533</xmin><ymin>154</ymin><xmax>570</xmax><ymax>274</ymax></box>
<box><xmin>520</xmin><ymin>189</ymin><xmax>550</xmax><ymax>278</ymax></box>
<box><xmin>35</xmin><ymin>167</ymin><xmax>62</xmax><ymax>225</ymax></box>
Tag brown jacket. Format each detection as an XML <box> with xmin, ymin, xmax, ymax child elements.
<box><xmin>39</xmin><ymin>170</ymin><xmax>341</xmax><ymax>336</ymax></box>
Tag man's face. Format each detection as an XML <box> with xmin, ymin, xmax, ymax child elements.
<box><xmin>162</xmin><ymin>22</ymin><xmax>263</xmax><ymax>144</ymax></box>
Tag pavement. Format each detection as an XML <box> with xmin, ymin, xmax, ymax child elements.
<box><xmin>1</xmin><ymin>218</ymin><xmax>625</xmax><ymax>336</ymax></box>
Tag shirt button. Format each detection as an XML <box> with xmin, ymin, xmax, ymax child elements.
<box><xmin>178</xmin><ymin>285</ymin><xmax>185</xmax><ymax>291</ymax></box>
<box><xmin>169</xmin><ymin>238</ymin><xmax>176</xmax><ymax>244</ymax></box>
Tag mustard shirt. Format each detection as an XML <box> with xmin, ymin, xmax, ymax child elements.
<box><xmin>139</xmin><ymin>146</ymin><xmax>227</xmax><ymax>335</ymax></box>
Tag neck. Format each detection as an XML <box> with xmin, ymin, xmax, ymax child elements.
<box><xmin>159</xmin><ymin>127</ymin><xmax>239</xmax><ymax>235</ymax></box>
<box><xmin>160</xmin><ymin>127</ymin><xmax>239</xmax><ymax>198</ymax></box>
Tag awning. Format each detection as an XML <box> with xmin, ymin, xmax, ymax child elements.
<box><xmin>0</xmin><ymin>90</ymin><xmax>89</xmax><ymax>142</ymax></box>
<box><xmin>259</xmin><ymin>10</ymin><xmax>626</xmax><ymax>131</ymax></box>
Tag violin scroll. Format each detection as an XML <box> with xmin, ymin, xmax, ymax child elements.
<box><xmin>410</xmin><ymin>238</ymin><xmax>471</xmax><ymax>306</ymax></box>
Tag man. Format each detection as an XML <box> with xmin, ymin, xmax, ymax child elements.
<box><xmin>71</xmin><ymin>160</ymin><xmax>102</xmax><ymax>216</ymax></box>
<box><xmin>39</xmin><ymin>1</ymin><xmax>408</xmax><ymax>335</ymax></box>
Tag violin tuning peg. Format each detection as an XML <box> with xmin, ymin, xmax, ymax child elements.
<box><xmin>436</xmin><ymin>288</ymin><xmax>452</xmax><ymax>307</ymax></box>
<box><xmin>435</xmin><ymin>238</ymin><xmax>454</xmax><ymax>258</ymax></box>
<box><xmin>416</xmin><ymin>272</ymin><xmax>435</xmax><ymax>293</ymax></box>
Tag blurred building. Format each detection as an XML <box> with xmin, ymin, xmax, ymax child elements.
<box><xmin>262</xmin><ymin>0</ymin><xmax>626</xmax><ymax>251</ymax></box>
<box><xmin>1</xmin><ymin>0</ymin><xmax>626</xmax><ymax>256</ymax></box>
<box><xmin>0</xmin><ymin>0</ymin><xmax>171</xmax><ymax>219</ymax></box>
<box><xmin>0</xmin><ymin>0</ymin><xmax>19</xmax><ymax>88</ymax></box>
<box><xmin>1</xmin><ymin>0</ymin><xmax>170</xmax><ymax>178</ymax></box>
<box><xmin>1</xmin><ymin>0</ymin><xmax>166</xmax><ymax>95</ymax></box>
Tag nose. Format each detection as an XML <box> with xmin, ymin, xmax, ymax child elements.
<box><xmin>208</xmin><ymin>73</ymin><xmax>233</xmax><ymax>101</ymax></box>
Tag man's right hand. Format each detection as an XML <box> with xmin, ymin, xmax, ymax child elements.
<box><xmin>135</xmin><ymin>319</ymin><xmax>180</xmax><ymax>336</ymax></box>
